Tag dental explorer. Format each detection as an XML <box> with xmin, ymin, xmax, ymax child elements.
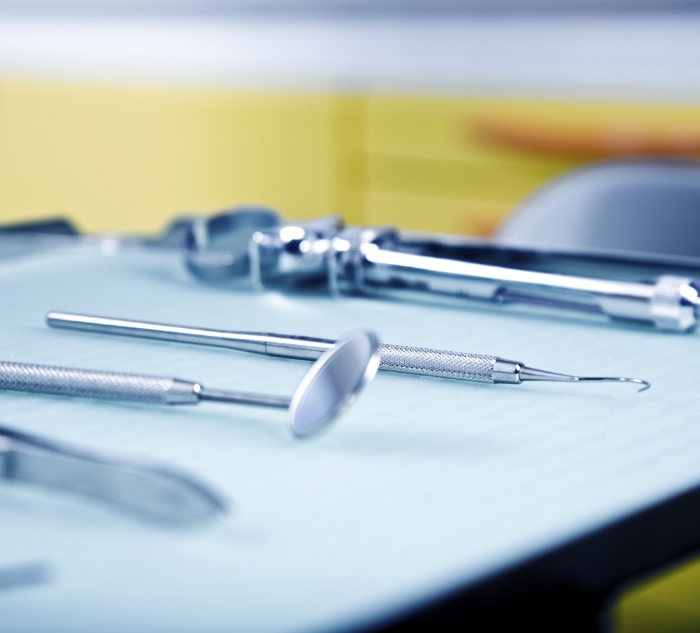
<box><xmin>182</xmin><ymin>208</ymin><xmax>700</xmax><ymax>333</ymax></box>
<box><xmin>46</xmin><ymin>312</ymin><xmax>650</xmax><ymax>391</ymax></box>
<box><xmin>0</xmin><ymin>331</ymin><xmax>380</xmax><ymax>437</ymax></box>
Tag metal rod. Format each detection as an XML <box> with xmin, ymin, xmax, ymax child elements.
<box><xmin>198</xmin><ymin>388</ymin><xmax>290</xmax><ymax>408</ymax></box>
<box><xmin>46</xmin><ymin>311</ymin><xmax>330</xmax><ymax>361</ymax></box>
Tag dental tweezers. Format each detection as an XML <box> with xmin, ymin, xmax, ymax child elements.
<box><xmin>0</xmin><ymin>424</ymin><xmax>226</xmax><ymax>523</ymax></box>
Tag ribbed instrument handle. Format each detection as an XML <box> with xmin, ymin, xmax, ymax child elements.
<box><xmin>378</xmin><ymin>344</ymin><xmax>496</xmax><ymax>383</ymax></box>
<box><xmin>0</xmin><ymin>361</ymin><xmax>198</xmax><ymax>405</ymax></box>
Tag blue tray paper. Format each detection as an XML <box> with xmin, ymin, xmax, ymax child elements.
<box><xmin>0</xmin><ymin>244</ymin><xmax>697</xmax><ymax>632</ymax></box>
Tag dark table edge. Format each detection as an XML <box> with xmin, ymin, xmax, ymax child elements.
<box><xmin>358</xmin><ymin>479</ymin><xmax>700</xmax><ymax>632</ymax></box>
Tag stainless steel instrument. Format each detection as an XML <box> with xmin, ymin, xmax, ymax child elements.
<box><xmin>0</xmin><ymin>331</ymin><xmax>380</xmax><ymax>437</ymax></box>
<box><xmin>0</xmin><ymin>424</ymin><xmax>225</xmax><ymax>523</ymax></box>
<box><xmin>182</xmin><ymin>209</ymin><xmax>700</xmax><ymax>332</ymax></box>
<box><xmin>46</xmin><ymin>312</ymin><xmax>650</xmax><ymax>391</ymax></box>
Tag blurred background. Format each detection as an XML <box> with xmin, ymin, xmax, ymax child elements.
<box><xmin>1</xmin><ymin>0</ymin><xmax>700</xmax><ymax>630</ymax></box>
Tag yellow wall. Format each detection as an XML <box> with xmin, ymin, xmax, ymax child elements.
<box><xmin>0</xmin><ymin>82</ymin><xmax>336</xmax><ymax>232</ymax></box>
<box><xmin>3</xmin><ymin>80</ymin><xmax>700</xmax><ymax>235</ymax></box>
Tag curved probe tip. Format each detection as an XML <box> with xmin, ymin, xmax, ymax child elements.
<box><xmin>518</xmin><ymin>366</ymin><xmax>650</xmax><ymax>392</ymax></box>
<box><xmin>575</xmin><ymin>376</ymin><xmax>651</xmax><ymax>392</ymax></box>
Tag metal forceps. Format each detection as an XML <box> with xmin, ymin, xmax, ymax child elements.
<box><xmin>0</xmin><ymin>424</ymin><xmax>226</xmax><ymax>523</ymax></box>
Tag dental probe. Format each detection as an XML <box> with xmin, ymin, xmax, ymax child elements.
<box><xmin>0</xmin><ymin>331</ymin><xmax>380</xmax><ymax>437</ymax></box>
<box><xmin>46</xmin><ymin>312</ymin><xmax>650</xmax><ymax>391</ymax></box>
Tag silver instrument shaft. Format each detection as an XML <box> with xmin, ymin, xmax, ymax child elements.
<box><xmin>46</xmin><ymin>312</ymin><xmax>650</xmax><ymax>390</ymax></box>
<box><xmin>0</xmin><ymin>359</ymin><xmax>290</xmax><ymax>407</ymax></box>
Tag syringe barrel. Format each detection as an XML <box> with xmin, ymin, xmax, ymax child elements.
<box><xmin>251</xmin><ymin>222</ymin><xmax>700</xmax><ymax>332</ymax></box>
<box><xmin>333</xmin><ymin>229</ymin><xmax>699</xmax><ymax>331</ymax></box>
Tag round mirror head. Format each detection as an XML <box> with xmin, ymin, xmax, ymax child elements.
<box><xmin>288</xmin><ymin>331</ymin><xmax>380</xmax><ymax>437</ymax></box>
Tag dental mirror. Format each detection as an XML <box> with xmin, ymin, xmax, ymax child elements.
<box><xmin>288</xmin><ymin>331</ymin><xmax>380</xmax><ymax>437</ymax></box>
<box><xmin>0</xmin><ymin>331</ymin><xmax>380</xmax><ymax>439</ymax></box>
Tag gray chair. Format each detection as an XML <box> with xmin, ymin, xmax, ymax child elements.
<box><xmin>495</xmin><ymin>161</ymin><xmax>700</xmax><ymax>258</ymax></box>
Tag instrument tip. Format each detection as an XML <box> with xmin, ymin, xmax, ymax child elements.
<box><xmin>519</xmin><ymin>366</ymin><xmax>650</xmax><ymax>392</ymax></box>
<box><xmin>575</xmin><ymin>376</ymin><xmax>651</xmax><ymax>392</ymax></box>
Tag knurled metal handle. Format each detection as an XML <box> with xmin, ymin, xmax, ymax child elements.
<box><xmin>378</xmin><ymin>344</ymin><xmax>496</xmax><ymax>383</ymax></box>
<box><xmin>0</xmin><ymin>361</ymin><xmax>197</xmax><ymax>405</ymax></box>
